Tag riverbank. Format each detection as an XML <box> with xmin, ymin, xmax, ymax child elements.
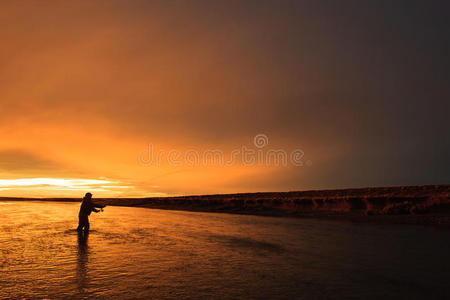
<box><xmin>2</xmin><ymin>184</ymin><xmax>449</xmax><ymax>228</ymax></box>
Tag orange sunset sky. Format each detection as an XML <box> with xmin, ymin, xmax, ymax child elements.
<box><xmin>1</xmin><ymin>1</ymin><xmax>448</xmax><ymax>197</ymax></box>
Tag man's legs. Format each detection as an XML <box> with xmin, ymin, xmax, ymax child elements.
<box><xmin>84</xmin><ymin>218</ymin><xmax>90</xmax><ymax>232</ymax></box>
<box><xmin>77</xmin><ymin>215</ymin><xmax>89</xmax><ymax>231</ymax></box>
<box><xmin>77</xmin><ymin>216</ymin><xmax>83</xmax><ymax>231</ymax></box>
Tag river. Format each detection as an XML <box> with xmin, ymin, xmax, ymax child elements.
<box><xmin>0</xmin><ymin>201</ymin><xmax>448</xmax><ymax>299</ymax></box>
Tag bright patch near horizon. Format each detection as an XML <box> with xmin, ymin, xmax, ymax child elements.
<box><xmin>0</xmin><ymin>178</ymin><xmax>136</xmax><ymax>197</ymax></box>
<box><xmin>0</xmin><ymin>178</ymin><xmax>113</xmax><ymax>187</ymax></box>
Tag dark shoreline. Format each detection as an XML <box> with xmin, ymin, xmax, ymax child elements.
<box><xmin>2</xmin><ymin>184</ymin><xmax>449</xmax><ymax>228</ymax></box>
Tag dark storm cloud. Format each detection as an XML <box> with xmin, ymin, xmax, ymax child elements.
<box><xmin>0</xmin><ymin>150</ymin><xmax>59</xmax><ymax>171</ymax></box>
<box><xmin>0</xmin><ymin>150</ymin><xmax>86</xmax><ymax>178</ymax></box>
<box><xmin>0</xmin><ymin>0</ymin><xmax>448</xmax><ymax>195</ymax></box>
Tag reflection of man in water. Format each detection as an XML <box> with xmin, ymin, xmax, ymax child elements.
<box><xmin>77</xmin><ymin>227</ymin><xmax>89</xmax><ymax>294</ymax></box>
<box><xmin>77</xmin><ymin>192</ymin><xmax>105</xmax><ymax>232</ymax></box>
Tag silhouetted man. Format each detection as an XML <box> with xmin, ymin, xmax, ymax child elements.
<box><xmin>77</xmin><ymin>192</ymin><xmax>105</xmax><ymax>232</ymax></box>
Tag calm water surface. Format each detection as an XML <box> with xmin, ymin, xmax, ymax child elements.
<box><xmin>0</xmin><ymin>201</ymin><xmax>449</xmax><ymax>299</ymax></box>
